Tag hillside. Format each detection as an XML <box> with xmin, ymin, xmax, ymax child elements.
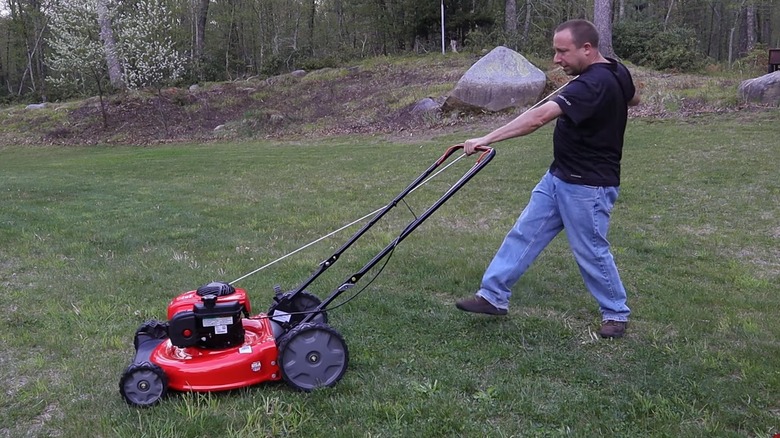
<box><xmin>0</xmin><ymin>54</ymin><xmax>766</xmax><ymax>146</ymax></box>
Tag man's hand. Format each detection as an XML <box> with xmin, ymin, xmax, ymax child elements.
<box><xmin>463</xmin><ymin>137</ymin><xmax>489</xmax><ymax>155</ymax></box>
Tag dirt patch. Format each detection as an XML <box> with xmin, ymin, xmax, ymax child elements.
<box><xmin>1</xmin><ymin>57</ymin><xmax>774</xmax><ymax>147</ymax></box>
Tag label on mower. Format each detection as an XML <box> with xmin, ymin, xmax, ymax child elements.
<box><xmin>214</xmin><ymin>325</ymin><xmax>228</xmax><ymax>334</ymax></box>
<box><xmin>202</xmin><ymin>316</ymin><xmax>233</xmax><ymax>328</ymax></box>
<box><xmin>271</xmin><ymin>310</ymin><xmax>291</xmax><ymax>323</ymax></box>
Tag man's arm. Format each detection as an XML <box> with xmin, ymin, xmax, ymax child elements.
<box><xmin>628</xmin><ymin>91</ymin><xmax>640</xmax><ymax>106</ymax></box>
<box><xmin>463</xmin><ymin>101</ymin><xmax>563</xmax><ymax>155</ymax></box>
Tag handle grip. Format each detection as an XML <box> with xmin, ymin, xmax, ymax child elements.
<box><xmin>436</xmin><ymin>144</ymin><xmax>493</xmax><ymax>165</ymax></box>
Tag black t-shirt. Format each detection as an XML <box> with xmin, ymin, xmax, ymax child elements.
<box><xmin>550</xmin><ymin>59</ymin><xmax>635</xmax><ymax>187</ymax></box>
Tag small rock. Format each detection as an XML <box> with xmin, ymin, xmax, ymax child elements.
<box><xmin>411</xmin><ymin>97</ymin><xmax>440</xmax><ymax>114</ymax></box>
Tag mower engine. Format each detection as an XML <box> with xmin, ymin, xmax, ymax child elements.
<box><xmin>166</xmin><ymin>282</ymin><xmax>250</xmax><ymax>349</ymax></box>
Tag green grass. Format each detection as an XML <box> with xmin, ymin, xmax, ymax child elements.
<box><xmin>1</xmin><ymin>109</ymin><xmax>779</xmax><ymax>437</ymax></box>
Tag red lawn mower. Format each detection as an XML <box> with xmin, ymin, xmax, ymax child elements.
<box><xmin>119</xmin><ymin>145</ymin><xmax>494</xmax><ymax>406</ymax></box>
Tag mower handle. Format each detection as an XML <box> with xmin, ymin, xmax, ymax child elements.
<box><xmin>274</xmin><ymin>142</ymin><xmax>495</xmax><ymax>315</ymax></box>
<box><xmin>437</xmin><ymin>144</ymin><xmax>493</xmax><ymax>165</ymax></box>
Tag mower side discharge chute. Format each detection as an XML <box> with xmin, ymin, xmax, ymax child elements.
<box><xmin>119</xmin><ymin>145</ymin><xmax>494</xmax><ymax>406</ymax></box>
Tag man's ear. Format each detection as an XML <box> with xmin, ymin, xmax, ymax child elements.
<box><xmin>581</xmin><ymin>42</ymin><xmax>593</xmax><ymax>54</ymax></box>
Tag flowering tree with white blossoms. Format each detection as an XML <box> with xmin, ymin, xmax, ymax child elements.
<box><xmin>113</xmin><ymin>0</ymin><xmax>187</xmax><ymax>135</ymax></box>
<box><xmin>47</xmin><ymin>0</ymin><xmax>113</xmax><ymax>126</ymax></box>
<box><xmin>113</xmin><ymin>0</ymin><xmax>186</xmax><ymax>90</ymax></box>
<box><xmin>47</xmin><ymin>0</ymin><xmax>187</xmax><ymax>132</ymax></box>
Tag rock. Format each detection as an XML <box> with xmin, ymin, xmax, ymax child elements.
<box><xmin>189</xmin><ymin>84</ymin><xmax>200</xmax><ymax>92</ymax></box>
<box><xmin>214</xmin><ymin>124</ymin><xmax>225</xmax><ymax>131</ymax></box>
<box><xmin>443</xmin><ymin>46</ymin><xmax>546</xmax><ymax>112</ymax></box>
<box><xmin>26</xmin><ymin>103</ymin><xmax>47</xmax><ymax>110</ymax></box>
<box><xmin>738</xmin><ymin>71</ymin><xmax>780</xmax><ymax>105</ymax></box>
<box><xmin>411</xmin><ymin>97</ymin><xmax>440</xmax><ymax>114</ymax></box>
<box><xmin>291</xmin><ymin>70</ymin><xmax>307</xmax><ymax>78</ymax></box>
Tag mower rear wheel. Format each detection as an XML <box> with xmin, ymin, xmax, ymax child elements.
<box><xmin>277</xmin><ymin>322</ymin><xmax>349</xmax><ymax>391</ymax></box>
<box><xmin>119</xmin><ymin>362</ymin><xmax>168</xmax><ymax>407</ymax></box>
<box><xmin>269</xmin><ymin>290</ymin><xmax>328</xmax><ymax>326</ymax></box>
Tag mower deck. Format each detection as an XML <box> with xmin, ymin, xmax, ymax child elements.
<box><xmin>151</xmin><ymin>317</ymin><xmax>281</xmax><ymax>392</ymax></box>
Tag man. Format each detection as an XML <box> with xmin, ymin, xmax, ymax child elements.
<box><xmin>455</xmin><ymin>19</ymin><xmax>640</xmax><ymax>339</ymax></box>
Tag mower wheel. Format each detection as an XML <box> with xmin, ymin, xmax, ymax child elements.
<box><xmin>269</xmin><ymin>290</ymin><xmax>328</xmax><ymax>326</ymax></box>
<box><xmin>133</xmin><ymin>319</ymin><xmax>169</xmax><ymax>351</ymax></box>
<box><xmin>277</xmin><ymin>322</ymin><xmax>349</xmax><ymax>391</ymax></box>
<box><xmin>119</xmin><ymin>361</ymin><xmax>168</xmax><ymax>407</ymax></box>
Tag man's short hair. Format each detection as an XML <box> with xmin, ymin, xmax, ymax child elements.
<box><xmin>555</xmin><ymin>19</ymin><xmax>600</xmax><ymax>48</ymax></box>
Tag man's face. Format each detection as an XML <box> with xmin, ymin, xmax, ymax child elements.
<box><xmin>553</xmin><ymin>29</ymin><xmax>590</xmax><ymax>75</ymax></box>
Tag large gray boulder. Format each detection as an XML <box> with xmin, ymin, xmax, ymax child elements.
<box><xmin>738</xmin><ymin>71</ymin><xmax>780</xmax><ymax>105</ymax></box>
<box><xmin>443</xmin><ymin>46</ymin><xmax>546</xmax><ymax>112</ymax></box>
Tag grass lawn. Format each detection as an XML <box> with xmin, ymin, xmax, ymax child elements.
<box><xmin>1</xmin><ymin>109</ymin><xmax>779</xmax><ymax>437</ymax></box>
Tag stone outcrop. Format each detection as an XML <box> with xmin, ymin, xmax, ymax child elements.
<box><xmin>738</xmin><ymin>71</ymin><xmax>780</xmax><ymax>105</ymax></box>
<box><xmin>443</xmin><ymin>46</ymin><xmax>546</xmax><ymax>112</ymax></box>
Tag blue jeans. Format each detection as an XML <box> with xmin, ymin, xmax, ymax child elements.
<box><xmin>477</xmin><ymin>171</ymin><xmax>630</xmax><ymax>322</ymax></box>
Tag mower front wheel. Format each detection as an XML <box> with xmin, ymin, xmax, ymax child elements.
<box><xmin>133</xmin><ymin>319</ymin><xmax>169</xmax><ymax>351</ymax></box>
<box><xmin>119</xmin><ymin>361</ymin><xmax>168</xmax><ymax>407</ymax></box>
<box><xmin>277</xmin><ymin>322</ymin><xmax>349</xmax><ymax>391</ymax></box>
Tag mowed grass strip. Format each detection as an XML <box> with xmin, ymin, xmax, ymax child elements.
<box><xmin>1</xmin><ymin>109</ymin><xmax>779</xmax><ymax>437</ymax></box>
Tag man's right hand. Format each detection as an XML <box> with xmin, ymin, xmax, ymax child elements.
<box><xmin>463</xmin><ymin>137</ymin><xmax>489</xmax><ymax>155</ymax></box>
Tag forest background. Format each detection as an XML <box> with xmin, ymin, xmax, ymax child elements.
<box><xmin>1</xmin><ymin>0</ymin><xmax>779</xmax><ymax>105</ymax></box>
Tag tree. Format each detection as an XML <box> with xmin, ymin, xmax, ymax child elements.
<box><xmin>193</xmin><ymin>0</ymin><xmax>208</xmax><ymax>78</ymax></box>
<box><xmin>594</xmin><ymin>0</ymin><xmax>616</xmax><ymax>58</ymax></box>
<box><xmin>114</xmin><ymin>0</ymin><xmax>185</xmax><ymax>89</ymax></box>
<box><xmin>46</xmin><ymin>0</ymin><xmax>111</xmax><ymax>125</ymax></box>
<box><xmin>505</xmin><ymin>0</ymin><xmax>517</xmax><ymax>34</ymax></box>
<box><xmin>7</xmin><ymin>0</ymin><xmax>49</xmax><ymax>98</ymax></box>
<box><xmin>114</xmin><ymin>0</ymin><xmax>186</xmax><ymax>134</ymax></box>
<box><xmin>96</xmin><ymin>0</ymin><xmax>122</xmax><ymax>89</ymax></box>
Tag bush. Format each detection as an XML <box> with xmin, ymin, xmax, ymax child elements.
<box><xmin>260</xmin><ymin>54</ymin><xmax>284</xmax><ymax>76</ymax></box>
<box><xmin>297</xmin><ymin>56</ymin><xmax>340</xmax><ymax>71</ymax></box>
<box><xmin>731</xmin><ymin>44</ymin><xmax>770</xmax><ymax>76</ymax></box>
<box><xmin>463</xmin><ymin>28</ymin><xmax>549</xmax><ymax>58</ymax></box>
<box><xmin>614</xmin><ymin>21</ymin><xmax>706</xmax><ymax>72</ymax></box>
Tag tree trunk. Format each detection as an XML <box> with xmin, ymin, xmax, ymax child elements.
<box><xmin>522</xmin><ymin>0</ymin><xmax>531</xmax><ymax>42</ymax></box>
<box><xmin>663</xmin><ymin>0</ymin><xmax>675</xmax><ymax>30</ymax></box>
<box><xmin>195</xmin><ymin>0</ymin><xmax>209</xmax><ymax>65</ymax></box>
<box><xmin>594</xmin><ymin>0</ymin><xmax>616</xmax><ymax>58</ymax></box>
<box><xmin>97</xmin><ymin>0</ymin><xmax>124</xmax><ymax>90</ymax></box>
<box><xmin>308</xmin><ymin>0</ymin><xmax>316</xmax><ymax>56</ymax></box>
<box><xmin>505</xmin><ymin>0</ymin><xmax>517</xmax><ymax>33</ymax></box>
<box><xmin>745</xmin><ymin>3</ymin><xmax>756</xmax><ymax>52</ymax></box>
<box><xmin>729</xmin><ymin>26</ymin><xmax>735</xmax><ymax>65</ymax></box>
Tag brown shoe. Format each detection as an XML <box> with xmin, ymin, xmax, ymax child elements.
<box><xmin>455</xmin><ymin>296</ymin><xmax>507</xmax><ymax>315</ymax></box>
<box><xmin>598</xmin><ymin>320</ymin><xmax>627</xmax><ymax>338</ymax></box>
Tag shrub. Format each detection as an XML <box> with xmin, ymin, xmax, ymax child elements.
<box><xmin>297</xmin><ymin>56</ymin><xmax>340</xmax><ymax>71</ymax></box>
<box><xmin>260</xmin><ymin>54</ymin><xmax>284</xmax><ymax>76</ymax></box>
<box><xmin>731</xmin><ymin>44</ymin><xmax>770</xmax><ymax>76</ymax></box>
<box><xmin>614</xmin><ymin>21</ymin><xmax>705</xmax><ymax>72</ymax></box>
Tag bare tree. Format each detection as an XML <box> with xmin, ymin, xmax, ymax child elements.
<box><xmin>745</xmin><ymin>2</ymin><xmax>756</xmax><ymax>52</ymax></box>
<box><xmin>594</xmin><ymin>0</ymin><xmax>616</xmax><ymax>58</ymax></box>
<box><xmin>194</xmin><ymin>0</ymin><xmax>209</xmax><ymax>77</ymax></box>
<box><xmin>505</xmin><ymin>0</ymin><xmax>517</xmax><ymax>34</ymax></box>
<box><xmin>97</xmin><ymin>0</ymin><xmax>124</xmax><ymax>90</ymax></box>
